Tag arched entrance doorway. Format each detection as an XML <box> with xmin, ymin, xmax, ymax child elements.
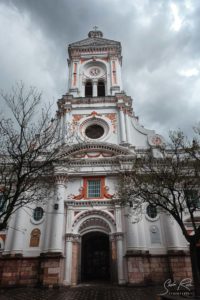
<box><xmin>64</xmin><ymin>209</ymin><xmax>125</xmax><ymax>285</ymax></box>
<box><xmin>81</xmin><ymin>232</ymin><xmax>110</xmax><ymax>282</ymax></box>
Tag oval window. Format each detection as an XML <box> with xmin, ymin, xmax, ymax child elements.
<box><xmin>33</xmin><ymin>207</ymin><xmax>44</xmax><ymax>221</ymax></box>
<box><xmin>146</xmin><ymin>205</ymin><xmax>157</xmax><ymax>219</ymax></box>
<box><xmin>85</xmin><ymin>124</ymin><xmax>104</xmax><ymax>139</ymax></box>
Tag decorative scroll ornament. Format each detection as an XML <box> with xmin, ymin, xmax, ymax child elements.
<box><xmin>72</xmin><ymin>181</ymin><xmax>114</xmax><ymax>200</ymax></box>
<box><xmin>73</xmin><ymin>187</ymin><xmax>85</xmax><ymax>200</ymax></box>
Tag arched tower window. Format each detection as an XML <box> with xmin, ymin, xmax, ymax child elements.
<box><xmin>97</xmin><ymin>80</ymin><xmax>105</xmax><ymax>97</ymax></box>
<box><xmin>30</xmin><ymin>228</ymin><xmax>41</xmax><ymax>247</ymax></box>
<box><xmin>85</xmin><ymin>81</ymin><xmax>93</xmax><ymax>97</ymax></box>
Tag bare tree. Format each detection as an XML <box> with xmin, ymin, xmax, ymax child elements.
<box><xmin>118</xmin><ymin>131</ymin><xmax>200</xmax><ymax>297</ymax></box>
<box><xmin>0</xmin><ymin>83</ymin><xmax>61</xmax><ymax>231</ymax></box>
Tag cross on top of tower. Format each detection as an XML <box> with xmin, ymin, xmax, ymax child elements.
<box><xmin>88</xmin><ymin>27</ymin><xmax>103</xmax><ymax>38</ymax></box>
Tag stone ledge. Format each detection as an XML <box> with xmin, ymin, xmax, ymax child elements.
<box><xmin>40</xmin><ymin>252</ymin><xmax>63</xmax><ymax>258</ymax></box>
<box><xmin>167</xmin><ymin>250</ymin><xmax>190</xmax><ymax>256</ymax></box>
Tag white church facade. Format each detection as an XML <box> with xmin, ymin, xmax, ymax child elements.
<box><xmin>0</xmin><ymin>30</ymin><xmax>192</xmax><ymax>287</ymax></box>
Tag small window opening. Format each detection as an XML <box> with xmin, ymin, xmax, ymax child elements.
<box><xmin>98</xmin><ymin>80</ymin><xmax>105</xmax><ymax>96</ymax></box>
<box><xmin>85</xmin><ymin>81</ymin><xmax>93</xmax><ymax>97</ymax></box>
<box><xmin>146</xmin><ymin>204</ymin><xmax>157</xmax><ymax>218</ymax></box>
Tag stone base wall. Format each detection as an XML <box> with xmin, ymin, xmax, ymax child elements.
<box><xmin>0</xmin><ymin>252</ymin><xmax>192</xmax><ymax>287</ymax></box>
<box><xmin>0</xmin><ymin>254</ymin><xmax>63</xmax><ymax>288</ymax></box>
<box><xmin>127</xmin><ymin>253</ymin><xmax>170</xmax><ymax>284</ymax></box>
<box><xmin>126</xmin><ymin>251</ymin><xmax>192</xmax><ymax>285</ymax></box>
<box><xmin>0</xmin><ymin>257</ymin><xmax>39</xmax><ymax>287</ymax></box>
<box><xmin>168</xmin><ymin>251</ymin><xmax>192</xmax><ymax>281</ymax></box>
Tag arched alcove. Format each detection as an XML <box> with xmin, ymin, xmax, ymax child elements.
<box><xmin>29</xmin><ymin>228</ymin><xmax>41</xmax><ymax>247</ymax></box>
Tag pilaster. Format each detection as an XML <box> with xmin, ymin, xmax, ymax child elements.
<box><xmin>64</xmin><ymin>233</ymin><xmax>81</xmax><ymax>285</ymax></box>
<box><xmin>118</xmin><ymin>106</ymin><xmax>127</xmax><ymax>144</ymax></box>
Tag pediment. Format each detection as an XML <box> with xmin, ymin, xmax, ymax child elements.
<box><xmin>69</xmin><ymin>37</ymin><xmax>120</xmax><ymax>48</ymax></box>
<box><xmin>59</xmin><ymin>142</ymin><xmax>133</xmax><ymax>160</ymax></box>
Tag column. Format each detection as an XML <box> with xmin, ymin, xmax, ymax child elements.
<box><xmin>115</xmin><ymin>233</ymin><xmax>126</xmax><ymax>284</ymax></box>
<box><xmin>119</xmin><ymin>107</ymin><xmax>127</xmax><ymax>143</ymax></box>
<box><xmin>49</xmin><ymin>175</ymin><xmax>67</xmax><ymax>253</ymax></box>
<box><xmin>42</xmin><ymin>193</ymin><xmax>54</xmax><ymax>252</ymax></box>
<box><xmin>93</xmin><ymin>79</ymin><xmax>98</xmax><ymax>97</ymax></box>
<box><xmin>11</xmin><ymin>208</ymin><xmax>25</xmax><ymax>254</ymax></box>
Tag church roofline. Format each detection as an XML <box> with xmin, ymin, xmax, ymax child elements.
<box><xmin>68</xmin><ymin>30</ymin><xmax>121</xmax><ymax>58</ymax></box>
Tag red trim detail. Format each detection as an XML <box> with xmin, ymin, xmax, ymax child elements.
<box><xmin>90</xmin><ymin>111</ymin><xmax>101</xmax><ymax>117</ymax></box>
<box><xmin>73</xmin><ymin>187</ymin><xmax>85</xmax><ymax>200</ymax></box>
<box><xmin>73</xmin><ymin>177</ymin><xmax>114</xmax><ymax>200</ymax></box>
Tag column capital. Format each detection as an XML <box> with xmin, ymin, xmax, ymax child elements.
<box><xmin>116</xmin><ymin>104</ymin><xmax>123</xmax><ymax>111</ymax></box>
<box><xmin>66</xmin><ymin>233</ymin><xmax>81</xmax><ymax>243</ymax></box>
<box><xmin>54</xmin><ymin>174</ymin><xmax>68</xmax><ymax>185</ymax></box>
<box><xmin>110</xmin><ymin>232</ymin><xmax>124</xmax><ymax>241</ymax></box>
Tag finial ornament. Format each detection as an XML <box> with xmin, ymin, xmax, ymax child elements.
<box><xmin>93</xmin><ymin>25</ymin><xmax>98</xmax><ymax>31</ymax></box>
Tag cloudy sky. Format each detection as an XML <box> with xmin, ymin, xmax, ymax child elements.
<box><xmin>0</xmin><ymin>0</ymin><xmax>200</xmax><ymax>138</ymax></box>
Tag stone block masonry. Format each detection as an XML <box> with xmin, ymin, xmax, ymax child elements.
<box><xmin>0</xmin><ymin>255</ymin><xmax>64</xmax><ymax>288</ymax></box>
<box><xmin>126</xmin><ymin>251</ymin><xmax>192</xmax><ymax>285</ymax></box>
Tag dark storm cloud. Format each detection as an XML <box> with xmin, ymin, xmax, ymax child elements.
<box><xmin>0</xmin><ymin>0</ymin><xmax>200</xmax><ymax>138</ymax></box>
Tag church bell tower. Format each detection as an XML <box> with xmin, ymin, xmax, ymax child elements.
<box><xmin>67</xmin><ymin>28</ymin><xmax>123</xmax><ymax>97</ymax></box>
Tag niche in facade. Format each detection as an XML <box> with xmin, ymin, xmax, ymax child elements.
<box><xmin>30</xmin><ymin>228</ymin><xmax>41</xmax><ymax>247</ymax></box>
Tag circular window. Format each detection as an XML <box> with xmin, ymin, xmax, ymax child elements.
<box><xmin>33</xmin><ymin>207</ymin><xmax>44</xmax><ymax>221</ymax></box>
<box><xmin>146</xmin><ymin>205</ymin><xmax>157</xmax><ymax>219</ymax></box>
<box><xmin>85</xmin><ymin>124</ymin><xmax>104</xmax><ymax>139</ymax></box>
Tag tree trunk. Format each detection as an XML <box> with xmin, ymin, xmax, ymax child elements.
<box><xmin>0</xmin><ymin>220</ymin><xmax>7</xmax><ymax>231</ymax></box>
<box><xmin>190</xmin><ymin>242</ymin><xmax>200</xmax><ymax>297</ymax></box>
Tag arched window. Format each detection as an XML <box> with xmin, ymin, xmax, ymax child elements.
<box><xmin>97</xmin><ymin>80</ymin><xmax>105</xmax><ymax>96</ymax></box>
<box><xmin>85</xmin><ymin>81</ymin><xmax>93</xmax><ymax>97</ymax></box>
<box><xmin>30</xmin><ymin>228</ymin><xmax>41</xmax><ymax>247</ymax></box>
